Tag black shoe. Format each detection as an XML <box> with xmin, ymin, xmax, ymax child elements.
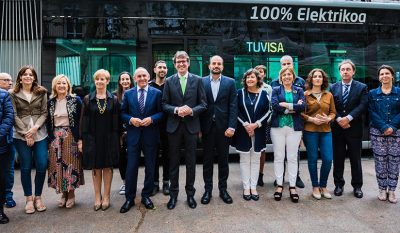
<box><xmin>0</xmin><ymin>209</ymin><xmax>9</xmax><ymax>224</ymax></box>
<box><xmin>141</xmin><ymin>197</ymin><xmax>155</xmax><ymax>209</ymax></box>
<box><xmin>201</xmin><ymin>191</ymin><xmax>212</xmax><ymax>205</ymax></box>
<box><xmin>187</xmin><ymin>196</ymin><xmax>197</xmax><ymax>209</ymax></box>
<box><xmin>243</xmin><ymin>192</ymin><xmax>251</xmax><ymax>201</ymax></box>
<box><xmin>296</xmin><ymin>176</ymin><xmax>305</xmax><ymax>189</ymax></box>
<box><xmin>167</xmin><ymin>197</ymin><xmax>177</xmax><ymax>210</ymax></box>
<box><xmin>251</xmin><ymin>194</ymin><xmax>259</xmax><ymax>201</ymax></box>
<box><xmin>289</xmin><ymin>187</ymin><xmax>299</xmax><ymax>203</ymax></box>
<box><xmin>354</xmin><ymin>188</ymin><xmax>363</xmax><ymax>198</ymax></box>
<box><xmin>274</xmin><ymin>185</ymin><xmax>283</xmax><ymax>201</ymax></box>
<box><xmin>334</xmin><ymin>186</ymin><xmax>344</xmax><ymax>196</ymax></box>
<box><xmin>162</xmin><ymin>181</ymin><xmax>170</xmax><ymax>195</ymax></box>
<box><xmin>151</xmin><ymin>185</ymin><xmax>160</xmax><ymax>197</ymax></box>
<box><xmin>219</xmin><ymin>190</ymin><xmax>233</xmax><ymax>204</ymax></box>
<box><xmin>257</xmin><ymin>173</ymin><xmax>264</xmax><ymax>187</ymax></box>
<box><xmin>120</xmin><ymin>200</ymin><xmax>135</xmax><ymax>213</ymax></box>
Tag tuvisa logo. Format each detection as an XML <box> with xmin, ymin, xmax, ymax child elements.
<box><xmin>246</xmin><ymin>41</ymin><xmax>284</xmax><ymax>53</ymax></box>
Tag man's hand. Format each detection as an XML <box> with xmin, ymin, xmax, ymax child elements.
<box><xmin>178</xmin><ymin>105</ymin><xmax>193</xmax><ymax>117</ymax></box>
<box><xmin>140</xmin><ymin>117</ymin><xmax>152</xmax><ymax>127</ymax></box>
<box><xmin>338</xmin><ymin>117</ymin><xmax>350</xmax><ymax>129</ymax></box>
<box><xmin>224</xmin><ymin>128</ymin><xmax>235</xmax><ymax>138</ymax></box>
<box><xmin>130</xmin><ymin>117</ymin><xmax>142</xmax><ymax>127</ymax></box>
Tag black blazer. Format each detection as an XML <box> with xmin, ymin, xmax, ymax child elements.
<box><xmin>330</xmin><ymin>80</ymin><xmax>368</xmax><ymax>137</ymax></box>
<box><xmin>162</xmin><ymin>73</ymin><xmax>207</xmax><ymax>134</ymax></box>
<box><xmin>200</xmin><ymin>75</ymin><xmax>237</xmax><ymax>134</ymax></box>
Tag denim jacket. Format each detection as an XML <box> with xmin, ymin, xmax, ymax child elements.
<box><xmin>368</xmin><ymin>86</ymin><xmax>400</xmax><ymax>133</ymax></box>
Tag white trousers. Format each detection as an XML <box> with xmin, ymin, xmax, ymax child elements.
<box><xmin>271</xmin><ymin>126</ymin><xmax>302</xmax><ymax>187</ymax></box>
<box><xmin>239</xmin><ymin>138</ymin><xmax>261</xmax><ymax>190</ymax></box>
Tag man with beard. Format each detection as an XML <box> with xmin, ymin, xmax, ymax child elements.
<box><xmin>149</xmin><ymin>60</ymin><xmax>170</xmax><ymax>196</ymax></box>
<box><xmin>200</xmin><ymin>55</ymin><xmax>237</xmax><ymax>205</ymax></box>
<box><xmin>162</xmin><ymin>51</ymin><xmax>207</xmax><ymax>209</ymax></box>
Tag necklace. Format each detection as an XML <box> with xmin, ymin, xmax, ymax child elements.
<box><xmin>247</xmin><ymin>92</ymin><xmax>258</xmax><ymax>105</ymax></box>
<box><xmin>96</xmin><ymin>98</ymin><xmax>107</xmax><ymax>114</ymax></box>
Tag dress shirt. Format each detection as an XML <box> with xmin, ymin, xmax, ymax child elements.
<box><xmin>337</xmin><ymin>79</ymin><xmax>354</xmax><ymax>122</ymax></box>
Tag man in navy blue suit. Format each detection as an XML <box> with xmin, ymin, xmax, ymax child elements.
<box><xmin>120</xmin><ymin>67</ymin><xmax>163</xmax><ymax>213</ymax></box>
<box><xmin>162</xmin><ymin>51</ymin><xmax>207</xmax><ymax>209</ymax></box>
<box><xmin>200</xmin><ymin>55</ymin><xmax>237</xmax><ymax>205</ymax></box>
<box><xmin>330</xmin><ymin>59</ymin><xmax>368</xmax><ymax>198</ymax></box>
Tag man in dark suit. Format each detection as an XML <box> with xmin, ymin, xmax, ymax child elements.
<box><xmin>200</xmin><ymin>55</ymin><xmax>237</xmax><ymax>205</ymax></box>
<box><xmin>330</xmin><ymin>59</ymin><xmax>368</xmax><ymax>198</ymax></box>
<box><xmin>162</xmin><ymin>51</ymin><xmax>207</xmax><ymax>209</ymax></box>
<box><xmin>120</xmin><ymin>67</ymin><xmax>163</xmax><ymax>213</ymax></box>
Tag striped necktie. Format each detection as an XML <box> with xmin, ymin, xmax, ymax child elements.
<box><xmin>342</xmin><ymin>84</ymin><xmax>350</xmax><ymax>106</ymax></box>
<box><xmin>139</xmin><ymin>89</ymin><xmax>145</xmax><ymax>114</ymax></box>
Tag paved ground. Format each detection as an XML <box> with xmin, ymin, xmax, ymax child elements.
<box><xmin>2</xmin><ymin>158</ymin><xmax>400</xmax><ymax>233</ymax></box>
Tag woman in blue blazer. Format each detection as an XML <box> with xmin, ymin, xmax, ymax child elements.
<box><xmin>270</xmin><ymin>67</ymin><xmax>305</xmax><ymax>203</ymax></box>
<box><xmin>232</xmin><ymin>68</ymin><xmax>271</xmax><ymax>201</ymax></box>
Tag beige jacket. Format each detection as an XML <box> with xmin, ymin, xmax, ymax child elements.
<box><xmin>10</xmin><ymin>87</ymin><xmax>48</xmax><ymax>141</ymax></box>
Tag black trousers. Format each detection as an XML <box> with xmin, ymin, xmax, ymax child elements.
<box><xmin>119</xmin><ymin>138</ymin><xmax>127</xmax><ymax>181</ymax></box>
<box><xmin>168</xmin><ymin>123</ymin><xmax>197</xmax><ymax>198</ymax></box>
<box><xmin>332</xmin><ymin>129</ymin><xmax>363</xmax><ymax>188</ymax></box>
<box><xmin>202</xmin><ymin>124</ymin><xmax>229</xmax><ymax>192</ymax></box>
<box><xmin>154</xmin><ymin>128</ymin><xmax>169</xmax><ymax>184</ymax></box>
<box><xmin>0</xmin><ymin>150</ymin><xmax>11</xmax><ymax>206</ymax></box>
<box><xmin>125</xmin><ymin>136</ymin><xmax>157</xmax><ymax>201</ymax></box>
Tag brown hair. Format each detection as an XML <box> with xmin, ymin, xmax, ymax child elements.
<box><xmin>378</xmin><ymin>64</ymin><xmax>395</xmax><ymax>77</ymax></box>
<box><xmin>13</xmin><ymin>65</ymin><xmax>47</xmax><ymax>94</ymax></box>
<box><xmin>306</xmin><ymin>68</ymin><xmax>329</xmax><ymax>91</ymax></box>
<box><xmin>242</xmin><ymin>68</ymin><xmax>262</xmax><ymax>89</ymax></box>
<box><xmin>116</xmin><ymin>71</ymin><xmax>133</xmax><ymax>102</ymax></box>
<box><xmin>279</xmin><ymin>67</ymin><xmax>296</xmax><ymax>84</ymax></box>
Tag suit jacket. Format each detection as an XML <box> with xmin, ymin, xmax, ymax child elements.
<box><xmin>200</xmin><ymin>75</ymin><xmax>237</xmax><ymax>134</ymax></box>
<box><xmin>162</xmin><ymin>73</ymin><xmax>207</xmax><ymax>134</ymax></box>
<box><xmin>121</xmin><ymin>86</ymin><xmax>163</xmax><ymax>146</ymax></box>
<box><xmin>330</xmin><ymin>80</ymin><xmax>368</xmax><ymax>137</ymax></box>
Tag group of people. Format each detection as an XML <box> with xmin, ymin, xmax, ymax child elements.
<box><xmin>0</xmin><ymin>52</ymin><xmax>399</xmax><ymax>224</ymax></box>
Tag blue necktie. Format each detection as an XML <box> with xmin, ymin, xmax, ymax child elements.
<box><xmin>139</xmin><ymin>89</ymin><xmax>145</xmax><ymax>114</ymax></box>
<box><xmin>342</xmin><ymin>84</ymin><xmax>349</xmax><ymax>106</ymax></box>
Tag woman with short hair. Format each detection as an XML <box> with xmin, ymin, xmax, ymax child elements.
<box><xmin>80</xmin><ymin>69</ymin><xmax>120</xmax><ymax>211</ymax></box>
<box><xmin>47</xmin><ymin>74</ymin><xmax>84</xmax><ymax>208</ymax></box>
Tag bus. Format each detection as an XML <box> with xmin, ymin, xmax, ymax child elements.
<box><xmin>1</xmin><ymin>0</ymin><xmax>400</xmax><ymax>149</ymax></box>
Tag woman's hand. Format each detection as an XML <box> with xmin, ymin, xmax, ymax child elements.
<box><xmin>78</xmin><ymin>140</ymin><xmax>83</xmax><ymax>152</ymax></box>
<box><xmin>315</xmin><ymin>113</ymin><xmax>331</xmax><ymax>124</ymax></box>
<box><xmin>384</xmin><ymin>127</ymin><xmax>394</xmax><ymax>136</ymax></box>
<box><xmin>245</xmin><ymin>123</ymin><xmax>258</xmax><ymax>137</ymax></box>
<box><xmin>25</xmin><ymin>135</ymin><xmax>34</xmax><ymax>147</ymax></box>
<box><xmin>279</xmin><ymin>102</ymin><xmax>289</xmax><ymax>109</ymax></box>
<box><xmin>25</xmin><ymin>126</ymin><xmax>39</xmax><ymax>138</ymax></box>
<box><xmin>309</xmin><ymin>117</ymin><xmax>325</xmax><ymax>125</ymax></box>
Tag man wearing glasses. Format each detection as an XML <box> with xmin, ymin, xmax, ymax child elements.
<box><xmin>0</xmin><ymin>73</ymin><xmax>16</xmax><ymax>210</ymax></box>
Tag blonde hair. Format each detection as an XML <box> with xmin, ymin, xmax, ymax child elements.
<box><xmin>93</xmin><ymin>69</ymin><xmax>111</xmax><ymax>81</ymax></box>
<box><xmin>279</xmin><ymin>67</ymin><xmax>296</xmax><ymax>84</ymax></box>
<box><xmin>51</xmin><ymin>74</ymin><xmax>73</xmax><ymax>98</ymax></box>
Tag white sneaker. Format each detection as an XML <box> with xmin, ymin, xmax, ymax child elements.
<box><xmin>119</xmin><ymin>185</ymin><xmax>126</xmax><ymax>195</ymax></box>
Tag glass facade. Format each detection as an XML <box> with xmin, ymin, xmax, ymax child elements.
<box><xmin>41</xmin><ymin>0</ymin><xmax>400</xmax><ymax>93</ymax></box>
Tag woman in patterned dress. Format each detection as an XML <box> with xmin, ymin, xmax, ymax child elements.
<box><xmin>47</xmin><ymin>74</ymin><xmax>83</xmax><ymax>208</ymax></box>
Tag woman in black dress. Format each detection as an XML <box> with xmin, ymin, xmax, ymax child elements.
<box><xmin>79</xmin><ymin>69</ymin><xmax>120</xmax><ymax>211</ymax></box>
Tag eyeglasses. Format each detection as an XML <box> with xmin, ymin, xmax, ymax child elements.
<box><xmin>0</xmin><ymin>79</ymin><xmax>12</xmax><ymax>82</ymax></box>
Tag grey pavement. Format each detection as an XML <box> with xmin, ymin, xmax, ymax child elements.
<box><xmin>2</xmin><ymin>158</ymin><xmax>400</xmax><ymax>233</ymax></box>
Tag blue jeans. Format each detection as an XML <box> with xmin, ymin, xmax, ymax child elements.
<box><xmin>5</xmin><ymin>143</ymin><xmax>15</xmax><ymax>199</ymax></box>
<box><xmin>303</xmin><ymin>131</ymin><xmax>333</xmax><ymax>188</ymax></box>
<box><xmin>14</xmin><ymin>138</ymin><xmax>48</xmax><ymax>196</ymax></box>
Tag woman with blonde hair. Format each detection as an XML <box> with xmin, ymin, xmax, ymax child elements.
<box><xmin>47</xmin><ymin>74</ymin><xmax>84</xmax><ymax>208</ymax></box>
<box><xmin>10</xmin><ymin>65</ymin><xmax>48</xmax><ymax>214</ymax></box>
<box><xmin>80</xmin><ymin>69</ymin><xmax>120</xmax><ymax>211</ymax></box>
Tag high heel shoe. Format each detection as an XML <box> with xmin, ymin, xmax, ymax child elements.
<box><xmin>289</xmin><ymin>187</ymin><xmax>299</xmax><ymax>203</ymax></box>
<box><xmin>101</xmin><ymin>198</ymin><xmax>110</xmax><ymax>211</ymax></box>
<box><xmin>243</xmin><ymin>190</ymin><xmax>251</xmax><ymax>201</ymax></box>
<box><xmin>274</xmin><ymin>185</ymin><xmax>283</xmax><ymax>201</ymax></box>
<box><xmin>34</xmin><ymin>196</ymin><xmax>47</xmax><ymax>212</ymax></box>
<box><xmin>94</xmin><ymin>203</ymin><xmax>102</xmax><ymax>211</ymax></box>
<box><xmin>58</xmin><ymin>193</ymin><xmax>67</xmax><ymax>208</ymax></box>
<box><xmin>66</xmin><ymin>196</ymin><xmax>75</xmax><ymax>209</ymax></box>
